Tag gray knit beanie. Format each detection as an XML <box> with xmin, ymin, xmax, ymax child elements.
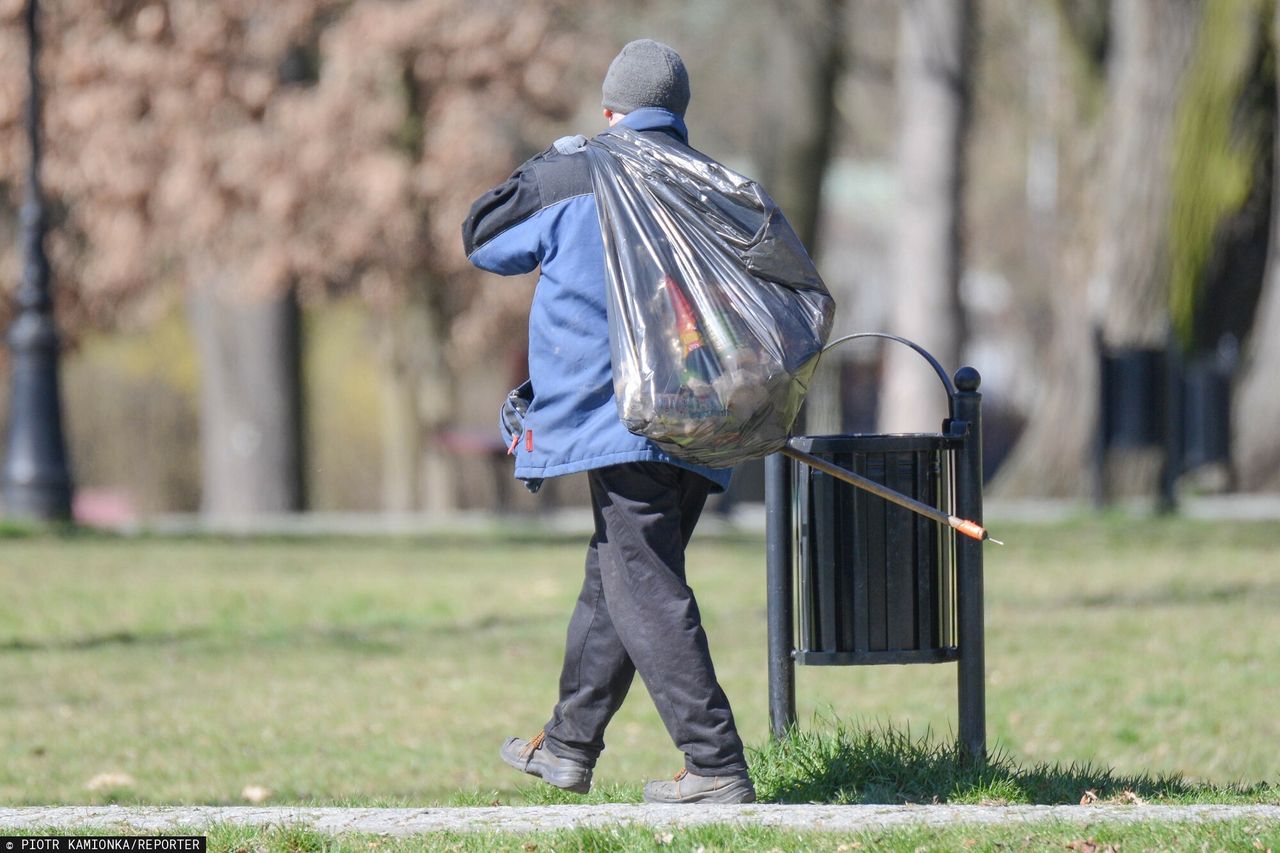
<box><xmin>601</xmin><ymin>39</ymin><xmax>690</xmax><ymax>118</ymax></box>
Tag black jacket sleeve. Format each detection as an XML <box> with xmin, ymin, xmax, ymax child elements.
<box><xmin>461</xmin><ymin>161</ymin><xmax>545</xmax><ymax>261</ymax></box>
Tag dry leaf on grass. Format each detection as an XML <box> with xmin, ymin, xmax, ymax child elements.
<box><xmin>1066</xmin><ymin>839</ymin><xmax>1118</xmax><ymax>853</ymax></box>
<box><xmin>241</xmin><ymin>784</ymin><xmax>272</xmax><ymax>804</ymax></box>
<box><xmin>86</xmin><ymin>772</ymin><xmax>135</xmax><ymax>791</ymax></box>
<box><xmin>1118</xmin><ymin>789</ymin><xmax>1145</xmax><ymax>805</ymax></box>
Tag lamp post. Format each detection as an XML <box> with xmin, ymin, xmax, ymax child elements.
<box><xmin>2</xmin><ymin>0</ymin><xmax>73</xmax><ymax>521</ymax></box>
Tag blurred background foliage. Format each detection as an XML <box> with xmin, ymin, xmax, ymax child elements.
<box><xmin>0</xmin><ymin>0</ymin><xmax>1278</xmax><ymax>520</ymax></box>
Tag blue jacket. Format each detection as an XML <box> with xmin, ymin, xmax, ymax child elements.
<box><xmin>463</xmin><ymin>109</ymin><xmax>732</xmax><ymax>492</ymax></box>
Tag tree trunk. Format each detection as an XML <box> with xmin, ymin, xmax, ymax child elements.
<box><xmin>990</xmin><ymin>0</ymin><xmax>1097</xmax><ymax>498</ymax></box>
<box><xmin>758</xmin><ymin>0</ymin><xmax>844</xmax><ymax>255</ymax></box>
<box><xmin>416</xmin><ymin>279</ymin><xmax>460</xmax><ymax>514</ymax></box>
<box><xmin>993</xmin><ymin>0</ymin><xmax>1200</xmax><ymax>498</ymax></box>
<box><xmin>372</xmin><ymin>281</ymin><xmax>459</xmax><ymax>514</ymax></box>
<box><xmin>756</xmin><ymin>0</ymin><xmax>845</xmax><ymax>434</ymax></box>
<box><xmin>378</xmin><ymin>305</ymin><xmax>423</xmax><ymax>513</ymax></box>
<box><xmin>1097</xmin><ymin>0</ymin><xmax>1198</xmax><ymax>350</ymax></box>
<box><xmin>1237</xmin><ymin>258</ymin><xmax>1280</xmax><ymax>489</ymax></box>
<box><xmin>1235</xmin><ymin>0</ymin><xmax>1280</xmax><ymax>491</ymax></box>
<box><xmin>879</xmin><ymin>0</ymin><xmax>975</xmax><ymax>433</ymax></box>
<box><xmin>189</xmin><ymin>266</ymin><xmax>305</xmax><ymax>519</ymax></box>
<box><xmin>1092</xmin><ymin>0</ymin><xmax>1200</xmax><ymax>499</ymax></box>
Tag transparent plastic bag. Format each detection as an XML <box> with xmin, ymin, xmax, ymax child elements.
<box><xmin>585</xmin><ymin>126</ymin><xmax>835</xmax><ymax>466</ymax></box>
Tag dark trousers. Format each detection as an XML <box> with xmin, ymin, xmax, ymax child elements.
<box><xmin>541</xmin><ymin>462</ymin><xmax>747</xmax><ymax>776</ymax></box>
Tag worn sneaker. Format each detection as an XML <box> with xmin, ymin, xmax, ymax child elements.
<box><xmin>642</xmin><ymin>768</ymin><xmax>756</xmax><ymax>804</ymax></box>
<box><xmin>500</xmin><ymin>730</ymin><xmax>592</xmax><ymax>794</ymax></box>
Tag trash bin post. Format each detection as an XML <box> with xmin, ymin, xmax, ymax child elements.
<box><xmin>765</xmin><ymin>450</ymin><xmax>797</xmax><ymax>739</ymax></box>
<box><xmin>953</xmin><ymin>366</ymin><xmax>987</xmax><ymax>762</ymax></box>
<box><xmin>1160</xmin><ymin>338</ymin><xmax>1183</xmax><ymax>513</ymax></box>
<box><xmin>1092</xmin><ymin>328</ymin><xmax>1107</xmax><ymax>507</ymax></box>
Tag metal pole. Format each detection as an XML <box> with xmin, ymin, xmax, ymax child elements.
<box><xmin>1159</xmin><ymin>336</ymin><xmax>1181</xmax><ymax>513</ymax></box>
<box><xmin>764</xmin><ymin>450</ymin><xmax>796</xmax><ymax>739</ymax></box>
<box><xmin>1092</xmin><ymin>327</ymin><xmax>1108</xmax><ymax>508</ymax></box>
<box><xmin>2</xmin><ymin>0</ymin><xmax>73</xmax><ymax>521</ymax></box>
<box><xmin>952</xmin><ymin>366</ymin><xmax>986</xmax><ymax>762</ymax></box>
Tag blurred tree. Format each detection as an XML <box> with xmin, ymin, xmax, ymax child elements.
<box><xmin>1055</xmin><ymin>0</ymin><xmax>1109</xmax><ymax>70</ymax></box>
<box><xmin>0</xmin><ymin>0</ymin><xmax>586</xmax><ymax>516</ymax></box>
<box><xmin>1235</xmin><ymin>0</ymin><xmax>1280</xmax><ymax>489</ymax></box>
<box><xmin>756</xmin><ymin>0</ymin><xmax>845</xmax><ymax>262</ymax></box>
<box><xmin>1090</xmin><ymin>0</ymin><xmax>1200</xmax><ymax>500</ymax></box>
<box><xmin>997</xmin><ymin>0</ymin><xmax>1274</xmax><ymax>497</ymax></box>
<box><xmin>1085</xmin><ymin>0</ymin><xmax>1216</xmax><ymax>349</ymax></box>
<box><xmin>879</xmin><ymin>0</ymin><xmax>976</xmax><ymax>432</ymax></box>
<box><xmin>1167</xmin><ymin>0</ymin><xmax>1272</xmax><ymax>356</ymax></box>
<box><xmin>754</xmin><ymin>0</ymin><xmax>846</xmax><ymax>434</ymax></box>
<box><xmin>998</xmin><ymin>0</ymin><xmax>1199</xmax><ymax>498</ymax></box>
<box><xmin>988</xmin><ymin>0</ymin><xmax>1108</xmax><ymax>497</ymax></box>
<box><xmin>293</xmin><ymin>1</ymin><xmax>589</xmax><ymax>512</ymax></box>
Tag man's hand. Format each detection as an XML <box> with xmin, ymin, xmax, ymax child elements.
<box><xmin>553</xmin><ymin>134</ymin><xmax>588</xmax><ymax>155</ymax></box>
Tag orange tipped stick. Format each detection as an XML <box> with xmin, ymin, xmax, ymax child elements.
<box><xmin>948</xmin><ymin>516</ymin><xmax>1003</xmax><ymax>545</ymax></box>
<box><xmin>781</xmin><ymin>447</ymin><xmax>1002</xmax><ymax>544</ymax></box>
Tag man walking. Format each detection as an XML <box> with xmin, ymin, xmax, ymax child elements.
<box><xmin>461</xmin><ymin>39</ymin><xmax>754</xmax><ymax>804</ymax></box>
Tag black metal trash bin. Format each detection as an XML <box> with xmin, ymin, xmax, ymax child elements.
<box><xmin>791</xmin><ymin>432</ymin><xmax>962</xmax><ymax>665</ymax></box>
<box><xmin>1180</xmin><ymin>350</ymin><xmax>1234</xmax><ymax>472</ymax></box>
<box><xmin>766</xmin><ymin>334</ymin><xmax>987</xmax><ymax>760</ymax></box>
<box><xmin>1100</xmin><ymin>346</ymin><xmax>1168</xmax><ymax>450</ymax></box>
<box><xmin>1093</xmin><ymin>332</ymin><xmax>1239</xmax><ymax>508</ymax></box>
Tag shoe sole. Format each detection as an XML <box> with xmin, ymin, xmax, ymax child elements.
<box><xmin>643</xmin><ymin>778</ymin><xmax>757</xmax><ymax>804</ymax></box>
<box><xmin>500</xmin><ymin>745</ymin><xmax>592</xmax><ymax>794</ymax></box>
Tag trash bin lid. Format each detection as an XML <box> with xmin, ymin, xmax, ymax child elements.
<box><xmin>789</xmin><ymin>433</ymin><xmax>963</xmax><ymax>454</ymax></box>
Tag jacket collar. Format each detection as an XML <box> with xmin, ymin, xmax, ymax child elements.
<box><xmin>618</xmin><ymin>107</ymin><xmax>689</xmax><ymax>145</ymax></box>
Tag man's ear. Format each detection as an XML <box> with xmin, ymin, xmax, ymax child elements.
<box><xmin>603</xmin><ymin>108</ymin><xmax>614</xmax><ymax>123</ymax></box>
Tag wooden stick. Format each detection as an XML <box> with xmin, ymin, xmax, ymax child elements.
<box><xmin>781</xmin><ymin>447</ymin><xmax>1002</xmax><ymax>544</ymax></box>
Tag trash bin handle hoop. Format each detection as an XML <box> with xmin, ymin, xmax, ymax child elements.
<box><xmin>822</xmin><ymin>332</ymin><xmax>957</xmax><ymax>411</ymax></box>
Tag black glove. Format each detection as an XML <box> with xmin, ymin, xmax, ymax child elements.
<box><xmin>498</xmin><ymin>380</ymin><xmax>542</xmax><ymax>494</ymax></box>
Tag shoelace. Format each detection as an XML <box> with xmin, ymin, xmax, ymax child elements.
<box><xmin>519</xmin><ymin>730</ymin><xmax>547</xmax><ymax>758</ymax></box>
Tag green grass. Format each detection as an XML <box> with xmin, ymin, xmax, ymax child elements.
<box><xmin>0</xmin><ymin>516</ymin><xmax>1277</xmax><ymax>806</ymax></box>
<box><xmin>8</xmin><ymin>819</ymin><xmax>1280</xmax><ymax>852</ymax></box>
<box><xmin>749</xmin><ymin>717</ymin><xmax>1275</xmax><ymax>805</ymax></box>
<box><xmin>214</xmin><ymin>819</ymin><xmax>1280</xmax><ymax>852</ymax></box>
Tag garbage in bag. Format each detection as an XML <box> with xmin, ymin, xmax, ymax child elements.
<box><xmin>585</xmin><ymin>126</ymin><xmax>835</xmax><ymax>466</ymax></box>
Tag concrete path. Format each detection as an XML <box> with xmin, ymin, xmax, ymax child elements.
<box><xmin>1</xmin><ymin>805</ymin><xmax>1278</xmax><ymax>836</ymax></box>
